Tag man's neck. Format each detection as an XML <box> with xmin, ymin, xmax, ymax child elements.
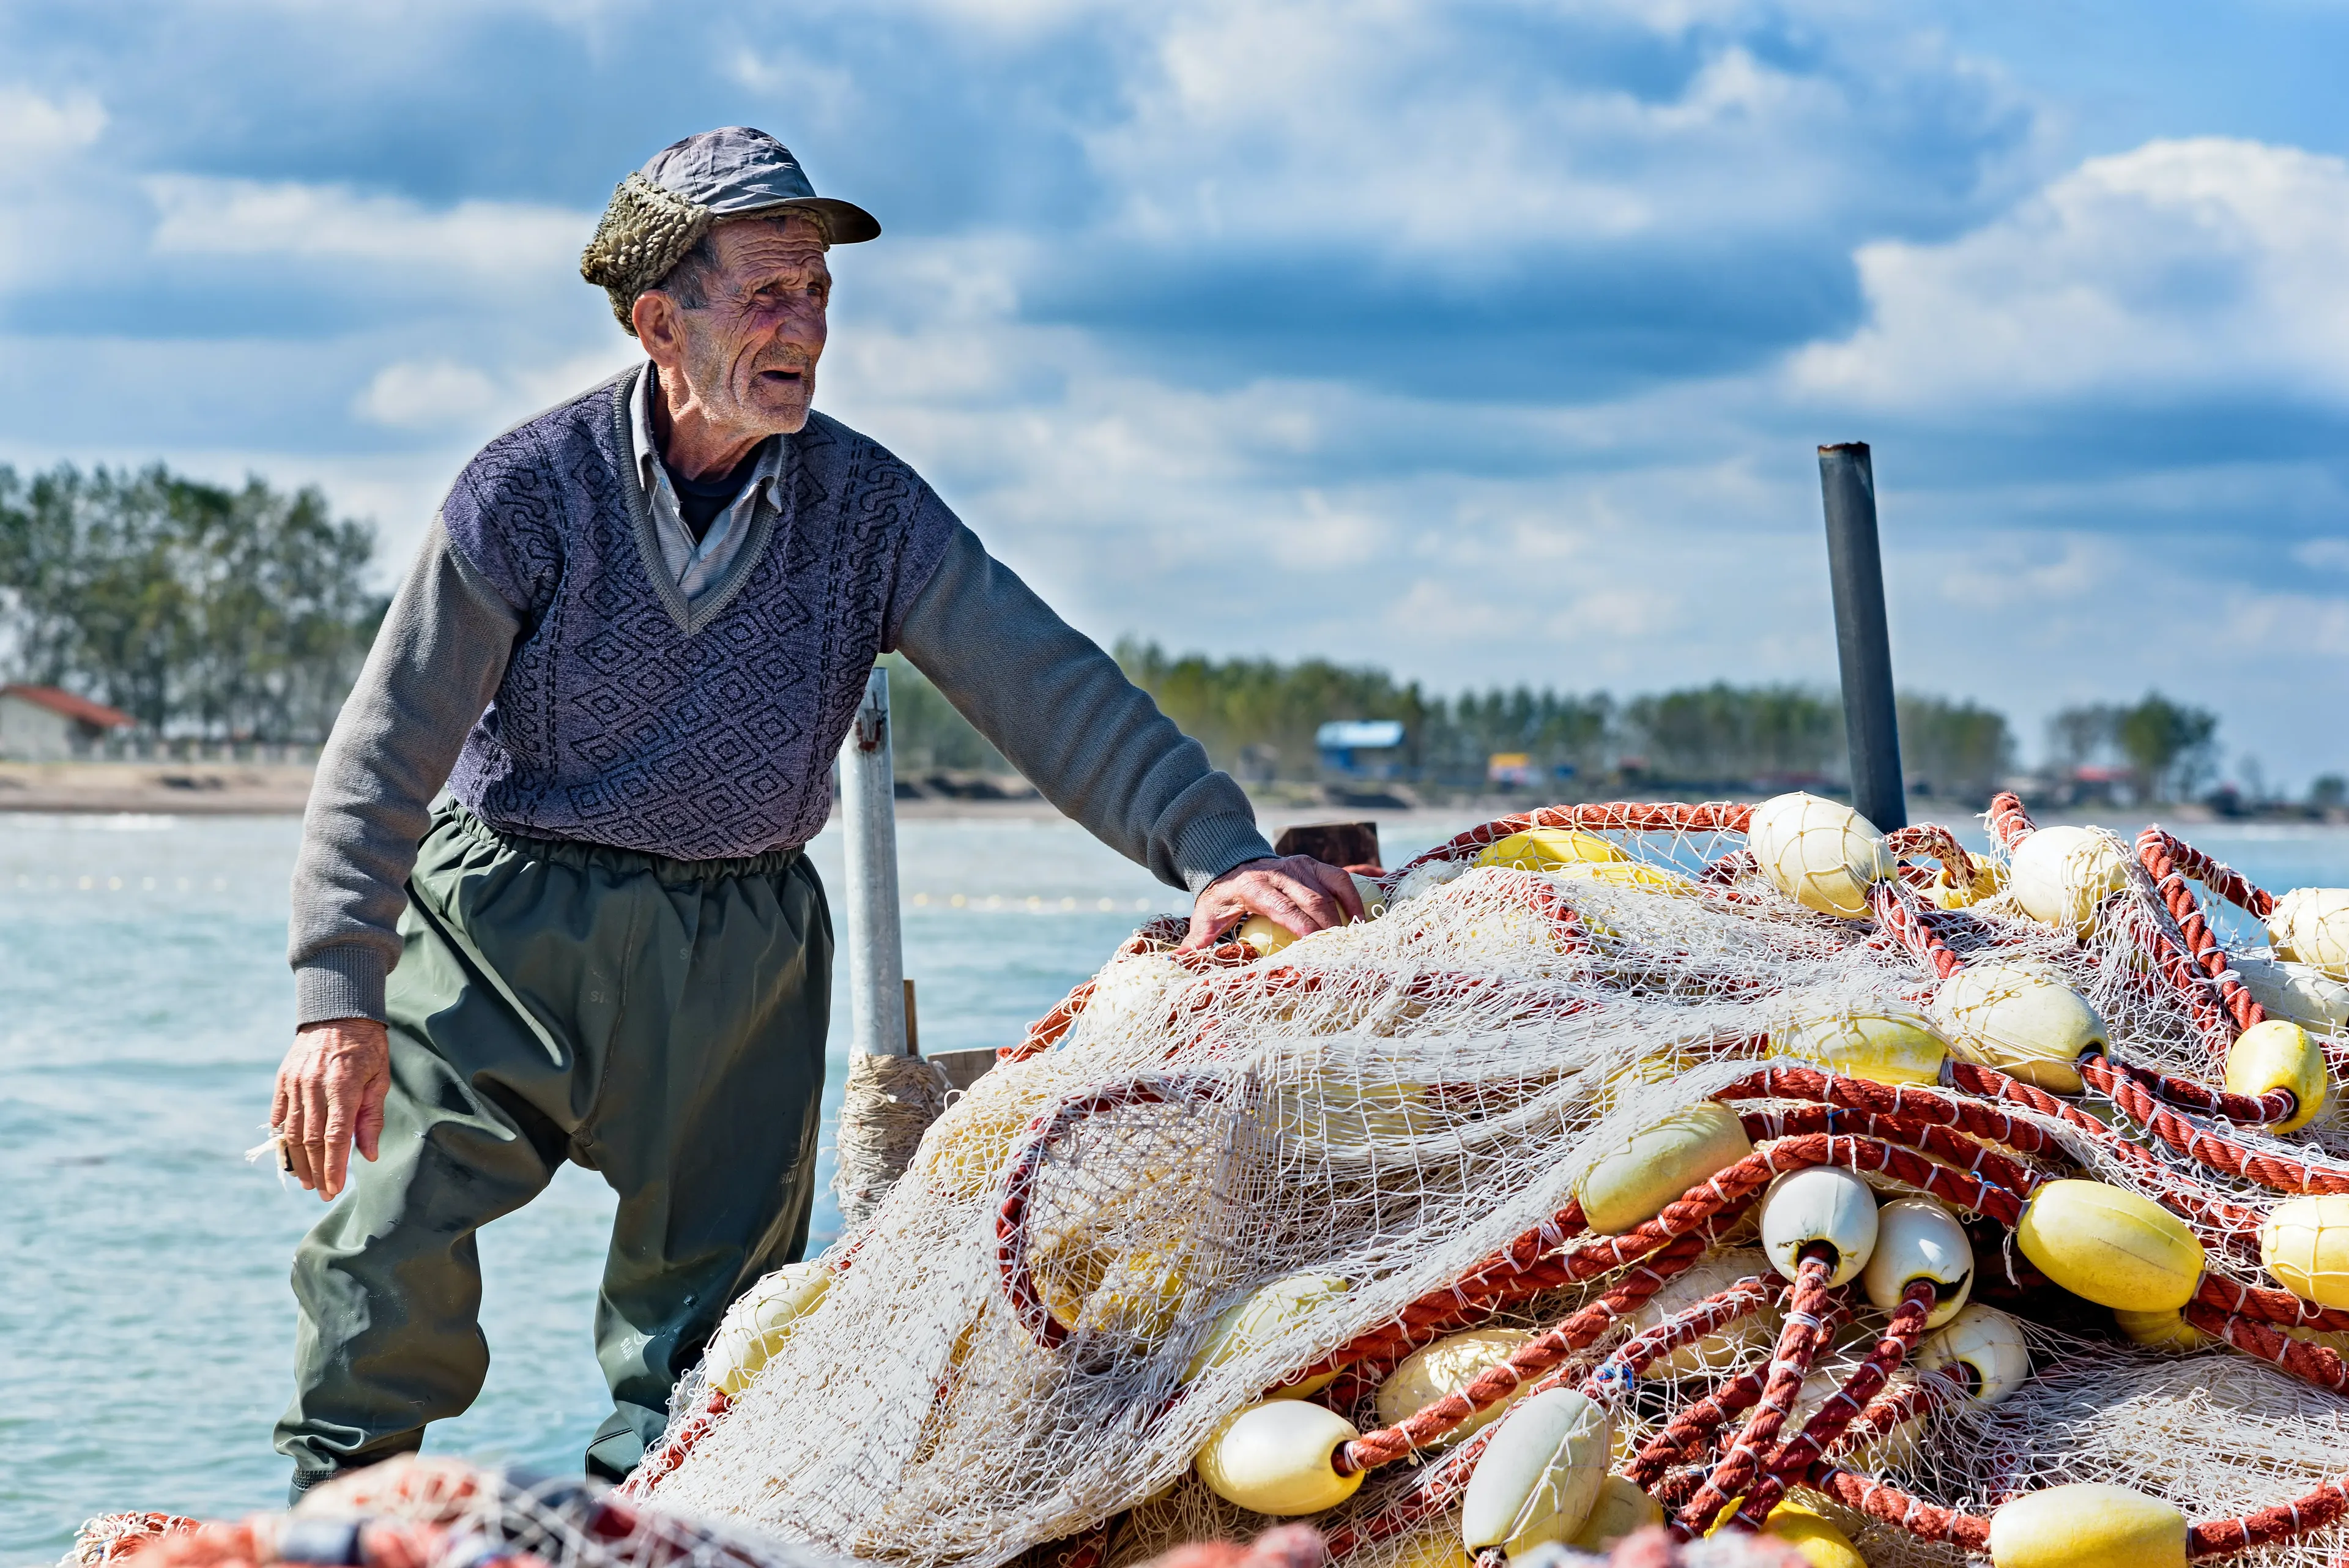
<box><xmin>649</xmin><ymin>365</ymin><xmax>766</xmax><ymax>481</ymax></box>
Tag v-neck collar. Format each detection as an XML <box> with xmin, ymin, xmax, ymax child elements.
<box><xmin>612</xmin><ymin>364</ymin><xmax>795</xmax><ymax>636</ymax></box>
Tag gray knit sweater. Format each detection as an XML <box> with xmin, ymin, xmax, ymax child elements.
<box><xmin>288</xmin><ymin>366</ymin><xmax>1272</xmax><ymax>1025</ymax></box>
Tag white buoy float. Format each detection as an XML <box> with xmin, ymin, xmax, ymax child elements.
<box><xmin>2006</xmin><ymin>825</ymin><xmax>2128</xmax><ymax>937</ymax></box>
<box><xmin>1761</xmin><ymin>1165</ymin><xmax>1879</xmax><ymax>1285</ymax></box>
<box><xmin>1917</xmin><ymin>1304</ymin><xmax>2032</xmax><ymax>1404</ymax></box>
<box><xmin>1861</xmin><ymin>1195</ymin><xmax>1975</xmax><ymax>1328</ymax></box>
<box><xmin>1746</xmin><ymin>792</ymin><xmax>1894</xmax><ymax>919</ymax></box>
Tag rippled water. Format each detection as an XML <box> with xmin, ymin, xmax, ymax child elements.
<box><xmin>4</xmin><ymin>811</ymin><xmax>2347</xmax><ymax>1558</ymax></box>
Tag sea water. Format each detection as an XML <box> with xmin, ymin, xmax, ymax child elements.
<box><xmin>4</xmin><ymin>812</ymin><xmax>2349</xmax><ymax>1556</ymax></box>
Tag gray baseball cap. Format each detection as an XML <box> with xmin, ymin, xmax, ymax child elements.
<box><xmin>638</xmin><ymin>127</ymin><xmax>880</xmax><ymax>243</ymax></box>
<box><xmin>580</xmin><ymin>128</ymin><xmax>878</xmax><ymax>332</ymax></box>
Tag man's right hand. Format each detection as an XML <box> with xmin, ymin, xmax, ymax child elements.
<box><xmin>273</xmin><ymin>1018</ymin><xmax>392</xmax><ymax>1201</ymax></box>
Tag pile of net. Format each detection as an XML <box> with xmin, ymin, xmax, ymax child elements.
<box><xmin>629</xmin><ymin>791</ymin><xmax>2349</xmax><ymax>1568</ymax></box>
<box><xmin>78</xmin><ymin>792</ymin><xmax>2349</xmax><ymax>1568</ymax></box>
<box><xmin>69</xmin><ymin>1459</ymin><xmax>1803</xmax><ymax>1568</ymax></box>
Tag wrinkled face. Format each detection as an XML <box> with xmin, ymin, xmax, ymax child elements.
<box><xmin>639</xmin><ymin>213</ymin><xmax>831</xmax><ymax>437</ymax></box>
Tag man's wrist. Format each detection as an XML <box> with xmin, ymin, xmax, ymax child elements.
<box><xmin>294</xmin><ymin>949</ymin><xmax>390</xmax><ymax>1029</ymax></box>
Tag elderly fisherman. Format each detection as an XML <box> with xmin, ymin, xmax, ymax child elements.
<box><xmin>272</xmin><ymin>127</ymin><xmax>1360</xmax><ymax>1495</ymax></box>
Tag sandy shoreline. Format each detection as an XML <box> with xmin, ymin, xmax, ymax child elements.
<box><xmin>0</xmin><ymin>762</ymin><xmax>317</xmax><ymax>815</ymax></box>
<box><xmin>2</xmin><ymin>761</ymin><xmax>2327</xmax><ymax>831</ymax></box>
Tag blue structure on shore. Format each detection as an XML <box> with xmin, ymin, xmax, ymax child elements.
<box><xmin>1316</xmin><ymin>719</ymin><xmax>1406</xmax><ymax>778</ymax></box>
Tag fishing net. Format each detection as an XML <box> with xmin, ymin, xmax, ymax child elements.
<box><xmin>76</xmin><ymin>793</ymin><xmax>2349</xmax><ymax>1568</ymax></box>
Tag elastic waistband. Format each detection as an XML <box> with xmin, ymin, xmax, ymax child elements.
<box><xmin>437</xmin><ymin>800</ymin><xmax>806</xmax><ymax>883</ymax></box>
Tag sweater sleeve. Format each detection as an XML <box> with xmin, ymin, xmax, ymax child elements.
<box><xmin>286</xmin><ymin>517</ymin><xmax>522</xmax><ymax>1024</ymax></box>
<box><xmin>894</xmin><ymin>524</ymin><xmax>1274</xmax><ymax>892</ymax></box>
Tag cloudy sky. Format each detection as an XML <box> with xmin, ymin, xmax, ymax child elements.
<box><xmin>4</xmin><ymin>0</ymin><xmax>2347</xmax><ymax>781</ymax></box>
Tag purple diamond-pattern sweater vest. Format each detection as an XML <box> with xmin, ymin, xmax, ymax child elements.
<box><xmin>440</xmin><ymin>368</ymin><xmax>957</xmax><ymax>860</ymax></box>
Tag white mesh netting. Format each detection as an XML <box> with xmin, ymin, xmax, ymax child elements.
<box><xmin>75</xmin><ymin>797</ymin><xmax>2349</xmax><ymax>1568</ymax></box>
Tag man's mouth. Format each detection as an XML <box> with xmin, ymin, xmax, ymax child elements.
<box><xmin>758</xmin><ymin>368</ymin><xmax>804</xmax><ymax>385</ymax></box>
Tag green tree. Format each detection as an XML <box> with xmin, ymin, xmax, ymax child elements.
<box><xmin>2115</xmin><ymin>692</ymin><xmax>2220</xmax><ymax>802</ymax></box>
<box><xmin>0</xmin><ymin>461</ymin><xmax>384</xmax><ymax>740</ymax></box>
<box><xmin>1898</xmin><ymin>693</ymin><xmax>2014</xmax><ymax>802</ymax></box>
<box><xmin>1620</xmin><ymin>684</ymin><xmax>1842</xmax><ymax>784</ymax></box>
<box><xmin>2044</xmin><ymin>704</ymin><xmax>2122</xmax><ymax>775</ymax></box>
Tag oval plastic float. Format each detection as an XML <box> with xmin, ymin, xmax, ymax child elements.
<box><xmin>2006</xmin><ymin>826</ymin><xmax>2128</xmax><ymax>938</ymax></box>
<box><xmin>2222</xmin><ymin>1018</ymin><xmax>2327</xmax><ymax>1133</ymax></box>
<box><xmin>1375</xmin><ymin>1329</ymin><xmax>1534</xmax><ymax>1446</ymax></box>
<box><xmin>1194</xmin><ymin>1400</ymin><xmax>1363</xmax><ymax>1515</ymax></box>
<box><xmin>1928</xmin><ymin>958</ymin><xmax>2109</xmax><ymax>1095</ymax></box>
<box><xmin>2016</xmin><ymin>1180</ymin><xmax>2204</xmax><ymax>1313</ymax></box>
<box><xmin>1458</xmin><ymin>1388</ymin><xmax>1613</xmax><ymax>1554</ymax></box>
<box><xmin>1575</xmin><ymin>1101</ymin><xmax>1753</xmax><ymax>1235</ymax></box>
<box><xmin>1987</xmin><ymin>1483</ymin><xmax>2187</xmax><ymax>1568</ymax></box>
<box><xmin>1775</xmin><ymin>1011</ymin><xmax>1949</xmax><ymax>1087</ymax></box>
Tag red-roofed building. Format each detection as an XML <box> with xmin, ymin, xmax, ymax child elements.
<box><xmin>0</xmin><ymin>685</ymin><xmax>137</xmax><ymax>760</ymax></box>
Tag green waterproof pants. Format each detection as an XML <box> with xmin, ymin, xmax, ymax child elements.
<box><xmin>275</xmin><ymin>804</ymin><xmax>831</xmax><ymax>1485</ymax></box>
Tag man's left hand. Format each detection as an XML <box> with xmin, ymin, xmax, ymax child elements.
<box><xmin>1183</xmin><ymin>855</ymin><xmax>1365</xmax><ymax>950</ymax></box>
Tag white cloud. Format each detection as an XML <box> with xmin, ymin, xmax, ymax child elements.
<box><xmin>144</xmin><ymin>175</ymin><xmax>587</xmax><ymax>278</ymax></box>
<box><xmin>2295</xmin><ymin>539</ymin><xmax>2349</xmax><ymax>574</ymax></box>
<box><xmin>0</xmin><ymin>85</ymin><xmax>105</xmax><ymax>158</ymax></box>
<box><xmin>1082</xmin><ymin>0</ymin><xmax>2030</xmax><ymax>258</ymax></box>
<box><xmin>1789</xmin><ymin>138</ymin><xmax>2349</xmax><ymax>408</ymax></box>
<box><xmin>354</xmin><ymin>345</ymin><xmax>638</xmax><ymax>434</ymax></box>
<box><xmin>353</xmin><ymin>360</ymin><xmax>504</xmax><ymax>430</ymax></box>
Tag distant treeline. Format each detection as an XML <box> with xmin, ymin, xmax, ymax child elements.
<box><xmin>0</xmin><ymin>461</ymin><xmax>2254</xmax><ymax>803</ymax></box>
<box><xmin>892</xmin><ymin>644</ymin><xmax>2242</xmax><ymax>808</ymax></box>
<box><xmin>0</xmin><ymin>462</ymin><xmax>384</xmax><ymax>741</ymax></box>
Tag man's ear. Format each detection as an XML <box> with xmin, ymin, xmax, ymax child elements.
<box><xmin>631</xmin><ymin>290</ymin><xmax>679</xmax><ymax>359</ymax></box>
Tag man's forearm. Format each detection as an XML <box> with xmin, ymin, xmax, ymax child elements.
<box><xmin>289</xmin><ymin>518</ymin><xmax>519</xmax><ymax>1023</ymax></box>
<box><xmin>894</xmin><ymin>526</ymin><xmax>1272</xmax><ymax>891</ymax></box>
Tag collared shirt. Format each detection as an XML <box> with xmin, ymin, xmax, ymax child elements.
<box><xmin>627</xmin><ymin>362</ymin><xmax>789</xmax><ymax>605</ymax></box>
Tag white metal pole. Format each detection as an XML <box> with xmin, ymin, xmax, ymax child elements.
<box><xmin>839</xmin><ymin>666</ymin><xmax>908</xmax><ymax>1057</ymax></box>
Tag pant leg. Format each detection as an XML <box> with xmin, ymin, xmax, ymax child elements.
<box><xmin>275</xmin><ymin>822</ymin><xmax>580</xmax><ymax>1477</ymax></box>
<box><xmin>579</xmin><ymin>853</ymin><xmax>833</xmax><ymax>1476</ymax></box>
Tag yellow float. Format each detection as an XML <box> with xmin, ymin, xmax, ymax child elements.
<box><xmin>1574</xmin><ymin>1102</ymin><xmax>1753</xmax><ymax>1235</ymax></box>
<box><xmin>2271</xmin><ymin>887</ymin><xmax>2349</xmax><ymax>980</ymax></box>
<box><xmin>702</xmin><ymin>1261</ymin><xmax>831</xmax><ymax>1397</ymax></box>
<box><xmin>1472</xmin><ymin>829</ymin><xmax>1627</xmax><ymax>871</ymax></box>
<box><xmin>1565</xmin><ymin>1476</ymin><xmax>1662</xmax><ymax>1552</ymax></box>
<box><xmin>1182</xmin><ymin>1274</ymin><xmax>1353</xmax><ymax>1395</ymax></box>
<box><xmin>1458</xmin><ymin>1388</ymin><xmax>1613</xmax><ymax>1554</ymax></box>
<box><xmin>1193</xmin><ymin>1400</ymin><xmax>1362</xmax><ymax>1515</ymax></box>
<box><xmin>1375</xmin><ymin>1329</ymin><xmax>1534</xmax><ymax>1447</ymax></box>
<box><xmin>1986</xmin><ymin>1483</ymin><xmax>2187</xmax><ymax>1568</ymax></box>
<box><xmin>2260</xmin><ymin>1194</ymin><xmax>2349</xmax><ymax>1310</ymax></box>
<box><xmin>2006</xmin><ymin>825</ymin><xmax>2128</xmax><ymax>938</ymax></box>
<box><xmin>2015</xmin><ymin>1180</ymin><xmax>2204</xmax><ymax>1313</ymax></box>
<box><xmin>1746</xmin><ymin>792</ymin><xmax>1894</xmax><ymax>919</ymax></box>
<box><xmin>1928</xmin><ymin>958</ymin><xmax>2109</xmax><ymax>1094</ymax></box>
<box><xmin>1775</xmin><ymin>1011</ymin><xmax>1948</xmax><ymax>1087</ymax></box>
<box><xmin>1763</xmin><ymin>1500</ymin><xmax>1867</xmax><ymax>1568</ymax></box>
<box><xmin>1556</xmin><ymin>860</ymin><xmax>1688</xmax><ymax>893</ymax></box>
<box><xmin>2111</xmin><ymin>1308</ymin><xmax>2213</xmax><ymax>1351</ymax></box>
<box><xmin>2222</xmin><ymin>1018</ymin><xmax>2328</xmax><ymax>1132</ymax></box>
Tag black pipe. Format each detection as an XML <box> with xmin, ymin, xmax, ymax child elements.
<box><xmin>1818</xmin><ymin>442</ymin><xmax>1906</xmax><ymax>831</ymax></box>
